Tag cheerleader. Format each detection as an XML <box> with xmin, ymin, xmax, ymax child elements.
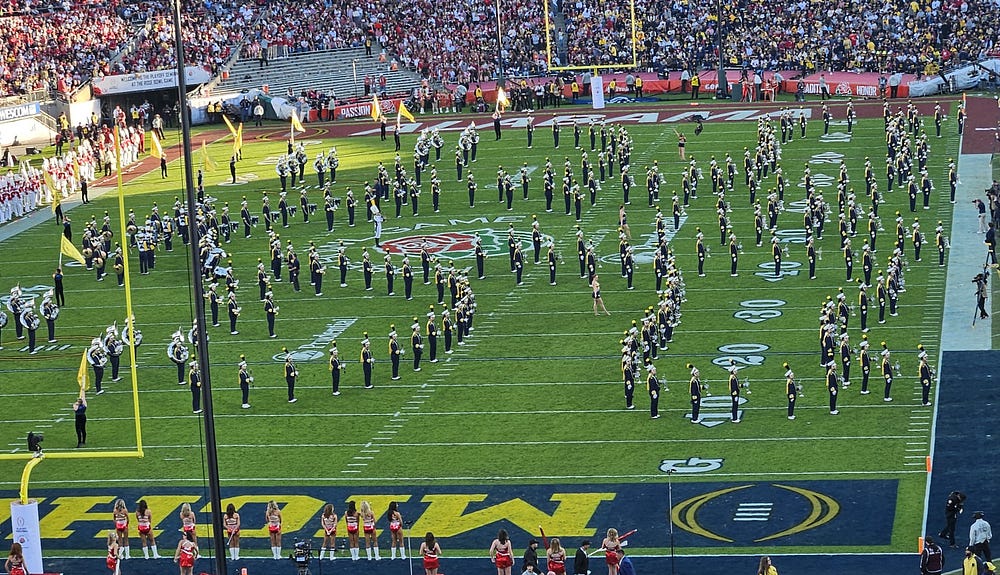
<box><xmin>345</xmin><ymin>500</ymin><xmax>361</xmax><ymax>560</ymax></box>
<box><xmin>173</xmin><ymin>531</ymin><xmax>197</xmax><ymax>575</ymax></box>
<box><xmin>112</xmin><ymin>499</ymin><xmax>130</xmax><ymax>559</ymax></box>
<box><xmin>601</xmin><ymin>528</ymin><xmax>623</xmax><ymax>575</ymax></box>
<box><xmin>387</xmin><ymin>501</ymin><xmax>405</xmax><ymax>559</ymax></box>
<box><xmin>547</xmin><ymin>537</ymin><xmax>567</xmax><ymax>575</ymax></box>
<box><xmin>489</xmin><ymin>528</ymin><xmax>514</xmax><ymax>575</ymax></box>
<box><xmin>135</xmin><ymin>499</ymin><xmax>161</xmax><ymax>559</ymax></box>
<box><xmin>361</xmin><ymin>500</ymin><xmax>381</xmax><ymax>560</ymax></box>
<box><xmin>5</xmin><ymin>542</ymin><xmax>26</xmax><ymax>575</ymax></box>
<box><xmin>224</xmin><ymin>503</ymin><xmax>241</xmax><ymax>561</ymax></box>
<box><xmin>106</xmin><ymin>532</ymin><xmax>121</xmax><ymax>575</ymax></box>
<box><xmin>419</xmin><ymin>532</ymin><xmax>441</xmax><ymax>575</ymax></box>
<box><xmin>265</xmin><ymin>499</ymin><xmax>282</xmax><ymax>559</ymax></box>
<box><xmin>320</xmin><ymin>504</ymin><xmax>338</xmax><ymax>560</ymax></box>
<box><xmin>178</xmin><ymin>503</ymin><xmax>197</xmax><ymax>543</ymax></box>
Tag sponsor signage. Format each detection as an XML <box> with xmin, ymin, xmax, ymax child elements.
<box><xmin>91</xmin><ymin>67</ymin><xmax>212</xmax><ymax>96</ymax></box>
<box><xmin>0</xmin><ymin>102</ymin><xmax>40</xmax><ymax>122</ymax></box>
<box><xmin>333</xmin><ymin>98</ymin><xmax>404</xmax><ymax>121</ymax></box>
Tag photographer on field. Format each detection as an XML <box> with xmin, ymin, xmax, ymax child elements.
<box><xmin>974</xmin><ymin>271</ymin><xmax>990</xmax><ymax>321</ymax></box>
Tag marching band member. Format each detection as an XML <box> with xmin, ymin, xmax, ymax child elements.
<box><xmin>918</xmin><ymin>344</ymin><xmax>934</xmax><ymax>406</ymax></box>
<box><xmin>361</xmin><ymin>500</ymin><xmax>380</xmax><ymax>560</ymax></box>
<box><xmin>688</xmin><ymin>364</ymin><xmax>702</xmax><ymax>424</ymax></box>
<box><xmin>73</xmin><ymin>391</ymin><xmax>87</xmax><ymax>447</ymax></box>
<box><xmin>264</xmin><ymin>291</ymin><xmax>278</xmax><ymax>338</ymax></box>
<box><xmin>238</xmin><ymin>355</ymin><xmax>252</xmax><ymax>408</ymax></box>
<box><xmin>329</xmin><ymin>342</ymin><xmax>343</xmax><ymax>395</ymax></box>
<box><xmin>227</xmin><ymin>291</ymin><xmax>241</xmax><ymax>335</ymax></box>
<box><xmin>387</xmin><ymin>501</ymin><xmax>405</xmax><ymax>559</ymax></box>
<box><xmin>112</xmin><ymin>498</ymin><xmax>131</xmax><ymax>560</ymax></box>
<box><xmin>20</xmin><ymin>303</ymin><xmax>39</xmax><ymax>354</ymax></box>
<box><xmin>189</xmin><ymin>361</ymin><xmax>202</xmax><ymax>414</ymax></box>
<box><xmin>266</xmin><ymin>499</ymin><xmax>283</xmax><ymax>559</ymax></box>
<box><xmin>88</xmin><ymin>337</ymin><xmax>108</xmax><ymax>394</ymax></box>
<box><xmin>827</xmin><ymin>362</ymin><xmax>840</xmax><ymax>415</ymax></box>
<box><xmin>411</xmin><ymin>319</ymin><xmax>423</xmax><ymax>372</ymax></box>
<box><xmin>103</xmin><ymin>325</ymin><xmax>124</xmax><ymax>382</ymax></box>
<box><xmin>646</xmin><ymin>364</ymin><xmax>661</xmax><ymax>419</ymax></box>
<box><xmin>783</xmin><ymin>363</ymin><xmax>797</xmax><ymax>420</ymax></box>
<box><xmin>881</xmin><ymin>342</ymin><xmax>894</xmax><ymax>402</ymax></box>
<box><xmin>320</xmin><ymin>504</ymin><xmax>338</xmax><ymax>560</ymax></box>
<box><xmin>283</xmin><ymin>349</ymin><xmax>298</xmax><ymax>403</ymax></box>
<box><xmin>489</xmin><ymin>528</ymin><xmax>514</xmax><ymax>575</ymax></box>
<box><xmin>361</xmin><ymin>335</ymin><xmax>374</xmax><ymax>388</ymax></box>
<box><xmin>136</xmin><ymin>499</ymin><xmax>161</xmax><ymax>559</ymax></box>
<box><xmin>728</xmin><ymin>363</ymin><xmax>741</xmax><ymax>423</ymax></box>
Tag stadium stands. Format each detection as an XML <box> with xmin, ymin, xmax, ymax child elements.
<box><xmin>2</xmin><ymin>0</ymin><xmax>999</xmax><ymax>101</ymax></box>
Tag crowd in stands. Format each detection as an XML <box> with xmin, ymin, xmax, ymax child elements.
<box><xmin>0</xmin><ymin>3</ymin><xmax>135</xmax><ymax>97</ymax></box>
<box><xmin>240</xmin><ymin>0</ymin><xmax>369</xmax><ymax>62</ymax></box>
<box><xmin>3</xmin><ymin>0</ymin><xmax>1000</xmax><ymax>100</ymax></box>
<box><xmin>111</xmin><ymin>0</ymin><xmax>255</xmax><ymax>77</ymax></box>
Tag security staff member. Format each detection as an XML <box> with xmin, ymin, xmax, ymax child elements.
<box><xmin>410</xmin><ymin>319</ymin><xmax>423</xmax><ymax>371</ymax></box>
<box><xmin>389</xmin><ymin>327</ymin><xmax>402</xmax><ymax>380</ymax></box>
<box><xmin>646</xmin><ymin>364</ymin><xmax>661</xmax><ymax>419</ymax></box>
<box><xmin>728</xmin><ymin>364</ymin><xmax>741</xmax><ymax>423</ymax></box>
<box><xmin>918</xmin><ymin>345</ymin><xmax>933</xmax><ymax>406</ymax></box>
<box><xmin>238</xmin><ymin>355</ymin><xmax>251</xmax><ymax>408</ymax></box>
<box><xmin>360</xmin><ymin>335</ymin><xmax>374</xmax><ymax>388</ymax></box>
<box><xmin>827</xmin><ymin>363</ymin><xmax>840</xmax><ymax>415</ymax></box>
<box><xmin>688</xmin><ymin>363</ymin><xmax>702</xmax><ymax>424</ymax></box>
<box><xmin>784</xmin><ymin>363</ymin><xmax>797</xmax><ymax>420</ymax></box>
<box><xmin>329</xmin><ymin>342</ymin><xmax>343</xmax><ymax>395</ymax></box>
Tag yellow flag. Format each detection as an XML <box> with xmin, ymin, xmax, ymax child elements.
<box><xmin>496</xmin><ymin>87</ymin><xmax>509</xmax><ymax>113</ymax></box>
<box><xmin>201</xmin><ymin>140</ymin><xmax>217</xmax><ymax>172</ymax></box>
<box><xmin>77</xmin><ymin>349</ymin><xmax>89</xmax><ymax>391</ymax></box>
<box><xmin>291</xmin><ymin>109</ymin><xmax>305</xmax><ymax>133</ymax></box>
<box><xmin>222</xmin><ymin>114</ymin><xmax>239</xmax><ymax>138</ymax></box>
<box><xmin>371</xmin><ymin>94</ymin><xmax>381</xmax><ymax>121</ymax></box>
<box><xmin>398</xmin><ymin>101</ymin><xmax>415</xmax><ymax>123</ymax></box>
<box><xmin>233</xmin><ymin>123</ymin><xmax>243</xmax><ymax>154</ymax></box>
<box><xmin>149</xmin><ymin>131</ymin><xmax>164</xmax><ymax>159</ymax></box>
<box><xmin>43</xmin><ymin>169</ymin><xmax>57</xmax><ymax>195</ymax></box>
<box><xmin>51</xmin><ymin>191</ymin><xmax>61</xmax><ymax>214</ymax></box>
<box><xmin>60</xmin><ymin>234</ymin><xmax>86</xmax><ymax>265</ymax></box>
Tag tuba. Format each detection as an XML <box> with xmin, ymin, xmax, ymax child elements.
<box><xmin>20</xmin><ymin>308</ymin><xmax>40</xmax><ymax>331</ymax></box>
<box><xmin>87</xmin><ymin>343</ymin><xmax>108</xmax><ymax>368</ymax></box>
<box><xmin>121</xmin><ymin>323</ymin><xmax>143</xmax><ymax>348</ymax></box>
<box><xmin>0</xmin><ymin>310</ymin><xmax>6</xmax><ymax>329</ymax></box>
<box><xmin>168</xmin><ymin>329</ymin><xmax>190</xmax><ymax>364</ymax></box>
<box><xmin>41</xmin><ymin>298</ymin><xmax>59</xmax><ymax>321</ymax></box>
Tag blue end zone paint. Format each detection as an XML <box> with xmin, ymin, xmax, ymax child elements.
<box><xmin>926</xmin><ymin>351</ymin><xmax>1000</xmax><ymax>540</ymax></box>
<box><xmin>0</xmin><ymin>480</ymin><xmax>894</xmax><ymax>550</ymax></box>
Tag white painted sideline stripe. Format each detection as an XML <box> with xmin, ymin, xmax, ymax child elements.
<box><xmin>1</xmin><ymin>469</ymin><xmax>926</xmax><ymax>487</ymax></box>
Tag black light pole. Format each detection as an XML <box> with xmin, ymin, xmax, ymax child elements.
<box><xmin>717</xmin><ymin>0</ymin><xmax>728</xmax><ymax>99</ymax></box>
<box><xmin>171</xmin><ymin>0</ymin><xmax>227</xmax><ymax>573</ymax></box>
<box><xmin>495</xmin><ymin>0</ymin><xmax>504</xmax><ymax>90</ymax></box>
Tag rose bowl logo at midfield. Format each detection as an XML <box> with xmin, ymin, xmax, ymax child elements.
<box><xmin>379</xmin><ymin>230</ymin><xmax>512</xmax><ymax>260</ymax></box>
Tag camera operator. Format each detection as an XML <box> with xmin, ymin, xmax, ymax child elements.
<box><xmin>291</xmin><ymin>539</ymin><xmax>313</xmax><ymax>573</ymax></box>
<box><xmin>975</xmin><ymin>270</ymin><xmax>990</xmax><ymax>320</ymax></box>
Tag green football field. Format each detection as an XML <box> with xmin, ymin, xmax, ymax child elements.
<box><xmin>0</xmin><ymin>100</ymin><xmax>961</xmax><ymax>556</ymax></box>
